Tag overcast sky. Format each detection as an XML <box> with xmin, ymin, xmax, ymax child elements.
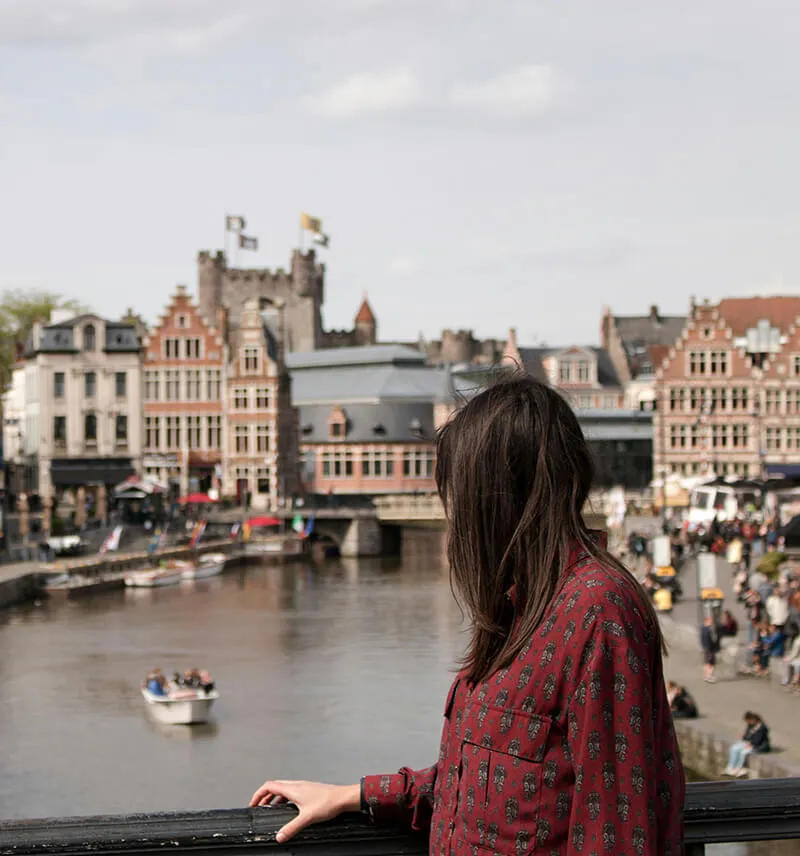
<box><xmin>2</xmin><ymin>0</ymin><xmax>800</xmax><ymax>347</ymax></box>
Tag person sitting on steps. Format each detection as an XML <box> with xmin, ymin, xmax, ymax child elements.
<box><xmin>723</xmin><ymin>711</ymin><xmax>770</xmax><ymax>778</ymax></box>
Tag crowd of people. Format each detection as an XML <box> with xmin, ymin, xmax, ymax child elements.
<box><xmin>144</xmin><ymin>668</ymin><xmax>215</xmax><ymax>697</ymax></box>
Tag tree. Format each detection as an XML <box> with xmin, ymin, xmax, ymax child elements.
<box><xmin>0</xmin><ymin>290</ymin><xmax>88</xmax><ymax>393</ymax></box>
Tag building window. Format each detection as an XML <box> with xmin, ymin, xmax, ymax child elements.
<box><xmin>709</xmin><ymin>387</ymin><xmax>728</xmax><ymax>412</ymax></box>
<box><xmin>256</xmin><ymin>425</ymin><xmax>272</xmax><ymax>453</ymax></box>
<box><xmin>234</xmin><ymin>425</ymin><xmax>249</xmax><ymax>454</ymax></box>
<box><xmin>165</xmin><ymin>416</ymin><xmax>181</xmax><ymax>450</ymax></box>
<box><xmin>731</xmin><ymin>424</ymin><xmax>749</xmax><ymax>448</ymax></box>
<box><xmin>145</xmin><ymin>416</ymin><xmax>160</xmax><ymax>450</ymax></box>
<box><xmin>83</xmin><ymin>324</ymin><xmax>96</xmax><ymax>351</ymax></box>
<box><xmin>116</xmin><ymin>414</ymin><xmax>128</xmax><ymax>445</ymax></box>
<box><xmin>185</xmin><ymin>338</ymin><xmax>201</xmax><ymax>359</ymax></box>
<box><xmin>402</xmin><ymin>449</ymin><xmax>435</xmax><ymax>478</ymax></box>
<box><xmin>689</xmin><ymin>351</ymin><xmax>705</xmax><ymax>376</ymax></box>
<box><xmin>793</xmin><ymin>355</ymin><xmax>800</xmax><ymax>377</ymax></box>
<box><xmin>669</xmin><ymin>388</ymin><xmax>685</xmax><ymax>412</ymax></box>
<box><xmin>165</xmin><ymin>369</ymin><xmax>180</xmax><ymax>401</ymax></box>
<box><xmin>786</xmin><ymin>427</ymin><xmax>800</xmax><ymax>449</ymax></box>
<box><xmin>207</xmin><ymin>415</ymin><xmax>222</xmax><ymax>450</ymax></box>
<box><xmin>669</xmin><ymin>425</ymin><xmax>687</xmax><ymax>449</ymax></box>
<box><xmin>558</xmin><ymin>362</ymin><xmax>572</xmax><ymax>383</ymax></box>
<box><xmin>690</xmin><ymin>388</ymin><xmax>706</xmax><ymax>411</ymax></box>
<box><xmin>184</xmin><ymin>415</ymin><xmax>201</xmax><ymax>449</ymax></box>
<box><xmin>331</xmin><ymin>422</ymin><xmax>344</xmax><ymax>438</ymax></box>
<box><xmin>54</xmin><ymin>372</ymin><xmax>65</xmax><ymax>399</ymax></box>
<box><xmin>84</xmin><ymin>371</ymin><xmax>96</xmax><ymax>399</ymax></box>
<box><xmin>787</xmin><ymin>388</ymin><xmax>800</xmax><ymax>415</ymax></box>
<box><xmin>601</xmin><ymin>395</ymin><xmax>617</xmax><ymax>409</ymax></box>
<box><xmin>321</xmin><ymin>449</ymin><xmax>354</xmax><ymax>477</ymax></box>
<box><xmin>164</xmin><ymin>337</ymin><xmax>180</xmax><ymax>359</ymax></box>
<box><xmin>206</xmin><ymin>369</ymin><xmax>221</xmax><ymax>400</ymax></box>
<box><xmin>185</xmin><ymin>369</ymin><xmax>202</xmax><ymax>400</ymax></box>
<box><xmin>731</xmin><ymin>387</ymin><xmax>749</xmax><ymax>411</ymax></box>
<box><xmin>256</xmin><ymin>467</ymin><xmax>271</xmax><ymax>495</ymax></box>
<box><xmin>53</xmin><ymin>416</ymin><xmax>66</xmax><ymax>448</ymax></box>
<box><xmin>144</xmin><ymin>370</ymin><xmax>160</xmax><ymax>401</ymax></box>
<box><xmin>764</xmin><ymin>388</ymin><xmax>781</xmax><ymax>414</ymax></box>
<box><xmin>233</xmin><ymin>388</ymin><xmax>248</xmax><ymax>409</ymax></box>
<box><xmin>712</xmin><ymin>424</ymin><xmax>728</xmax><ymax>449</ymax></box>
<box><xmin>243</xmin><ymin>347</ymin><xmax>259</xmax><ymax>373</ymax></box>
<box><xmin>176</xmin><ymin>314</ymin><xmax>188</xmax><ymax>329</ymax></box>
<box><xmin>255</xmin><ymin>387</ymin><xmax>271</xmax><ymax>409</ymax></box>
<box><xmin>576</xmin><ymin>361</ymin><xmax>590</xmax><ymax>382</ymax></box>
<box><xmin>765</xmin><ymin>427</ymin><xmax>781</xmax><ymax>451</ymax></box>
<box><xmin>576</xmin><ymin>395</ymin><xmax>592</xmax><ymax>409</ymax></box>
<box><xmin>115</xmin><ymin>372</ymin><xmax>127</xmax><ymax>398</ymax></box>
<box><xmin>690</xmin><ymin>424</ymin><xmax>701</xmax><ymax>449</ymax></box>
<box><xmin>361</xmin><ymin>449</ymin><xmax>395</xmax><ymax>478</ymax></box>
<box><xmin>84</xmin><ymin>412</ymin><xmax>97</xmax><ymax>444</ymax></box>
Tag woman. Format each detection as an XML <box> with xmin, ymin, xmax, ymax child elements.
<box><xmin>250</xmin><ymin>376</ymin><xmax>685</xmax><ymax>853</ymax></box>
<box><xmin>723</xmin><ymin>711</ymin><xmax>770</xmax><ymax>777</ymax></box>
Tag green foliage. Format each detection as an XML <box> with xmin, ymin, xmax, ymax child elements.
<box><xmin>756</xmin><ymin>551</ymin><xmax>787</xmax><ymax>578</ymax></box>
<box><xmin>0</xmin><ymin>289</ymin><xmax>88</xmax><ymax>393</ymax></box>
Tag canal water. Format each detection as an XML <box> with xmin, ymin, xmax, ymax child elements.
<box><xmin>0</xmin><ymin>531</ymin><xmax>795</xmax><ymax>853</ymax></box>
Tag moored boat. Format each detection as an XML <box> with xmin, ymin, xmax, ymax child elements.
<box><xmin>180</xmin><ymin>552</ymin><xmax>227</xmax><ymax>580</ymax></box>
<box><xmin>124</xmin><ymin>567</ymin><xmax>184</xmax><ymax>588</ymax></box>
<box><xmin>141</xmin><ymin>687</ymin><xmax>218</xmax><ymax>725</ymax></box>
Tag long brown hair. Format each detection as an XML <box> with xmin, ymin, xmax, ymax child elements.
<box><xmin>435</xmin><ymin>373</ymin><xmax>664</xmax><ymax>684</ymax></box>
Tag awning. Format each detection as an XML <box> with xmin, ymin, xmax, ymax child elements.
<box><xmin>51</xmin><ymin>458</ymin><xmax>134</xmax><ymax>487</ymax></box>
<box><xmin>766</xmin><ymin>464</ymin><xmax>800</xmax><ymax>479</ymax></box>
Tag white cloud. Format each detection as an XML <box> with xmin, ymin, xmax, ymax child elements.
<box><xmin>302</xmin><ymin>69</ymin><xmax>421</xmax><ymax>118</ymax></box>
<box><xmin>450</xmin><ymin>65</ymin><xmax>556</xmax><ymax>117</ymax></box>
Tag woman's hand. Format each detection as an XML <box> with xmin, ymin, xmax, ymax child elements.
<box><xmin>249</xmin><ymin>780</ymin><xmax>361</xmax><ymax>843</ymax></box>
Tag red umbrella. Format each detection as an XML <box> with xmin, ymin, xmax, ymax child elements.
<box><xmin>247</xmin><ymin>516</ymin><xmax>281</xmax><ymax>527</ymax></box>
<box><xmin>178</xmin><ymin>493</ymin><xmax>218</xmax><ymax>505</ymax></box>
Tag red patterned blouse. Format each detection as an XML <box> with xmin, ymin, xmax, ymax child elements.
<box><xmin>363</xmin><ymin>545</ymin><xmax>685</xmax><ymax>855</ymax></box>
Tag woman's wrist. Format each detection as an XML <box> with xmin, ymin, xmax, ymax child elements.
<box><xmin>338</xmin><ymin>783</ymin><xmax>362</xmax><ymax>813</ymax></box>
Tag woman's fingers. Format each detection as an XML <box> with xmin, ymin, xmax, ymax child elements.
<box><xmin>250</xmin><ymin>780</ymin><xmax>294</xmax><ymax>807</ymax></box>
<box><xmin>276</xmin><ymin>811</ymin><xmax>310</xmax><ymax>844</ymax></box>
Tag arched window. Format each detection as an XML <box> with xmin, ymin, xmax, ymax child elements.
<box><xmin>84</xmin><ymin>324</ymin><xmax>96</xmax><ymax>351</ymax></box>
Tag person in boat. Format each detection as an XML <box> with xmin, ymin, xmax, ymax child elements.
<box><xmin>199</xmin><ymin>670</ymin><xmax>215</xmax><ymax>693</ymax></box>
<box><xmin>250</xmin><ymin>375</ymin><xmax>685</xmax><ymax>852</ymax></box>
<box><xmin>146</xmin><ymin>669</ymin><xmax>168</xmax><ymax>696</ymax></box>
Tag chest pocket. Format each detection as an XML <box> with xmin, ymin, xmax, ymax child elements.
<box><xmin>457</xmin><ymin>703</ymin><xmax>552</xmax><ymax>855</ymax></box>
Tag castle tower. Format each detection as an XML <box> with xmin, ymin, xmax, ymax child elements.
<box><xmin>197</xmin><ymin>250</ymin><xmax>226</xmax><ymax>328</ymax></box>
<box><xmin>354</xmin><ymin>294</ymin><xmax>377</xmax><ymax>346</ymax></box>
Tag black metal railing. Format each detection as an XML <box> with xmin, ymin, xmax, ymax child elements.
<box><xmin>2</xmin><ymin>779</ymin><xmax>800</xmax><ymax>856</ymax></box>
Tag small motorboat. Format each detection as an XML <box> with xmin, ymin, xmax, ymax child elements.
<box><xmin>141</xmin><ymin>687</ymin><xmax>219</xmax><ymax>725</ymax></box>
<box><xmin>124</xmin><ymin>567</ymin><xmax>184</xmax><ymax>588</ymax></box>
<box><xmin>180</xmin><ymin>552</ymin><xmax>227</xmax><ymax>581</ymax></box>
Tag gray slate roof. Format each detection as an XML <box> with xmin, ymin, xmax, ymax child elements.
<box><xmin>288</xmin><ymin>345</ymin><xmax>450</xmax><ymax>405</ymax></box>
<box><xmin>297</xmin><ymin>401</ymin><xmax>436</xmax><ymax>444</ymax></box>
<box><xmin>515</xmin><ymin>346</ymin><xmax>622</xmax><ymax>389</ymax></box>
<box><xmin>613</xmin><ymin>311</ymin><xmax>686</xmax><ymax>377</ymax></box>
<box><xmin>24</xmin><ymin>314</ymin><xmax>140</xmax><ymax>356</ymax></box>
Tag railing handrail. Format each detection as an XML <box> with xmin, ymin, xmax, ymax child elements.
<box><xmin>3</xmin><ymin>779</ymin><xmax>800</xmax><ymax>855</ymax></box>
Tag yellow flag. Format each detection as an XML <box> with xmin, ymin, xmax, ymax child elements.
<box><xmin>301</xmin><ymin>212</ymin><xmax>322</xmax><ymax>233</ymax></box>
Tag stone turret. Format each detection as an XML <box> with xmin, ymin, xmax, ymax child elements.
<box><xmin>291</xmin><ymin>248</ymin><xmax>322</xmax><ymax>299</ymax></box>
<box><xmin>197</xmin><ymin>250</ymin><xmax>226</xmax><ymax>328</ymax></box>
<box><xmin>354</xmin><ymin>294</ymin><xmax>377</xmax><ymax>346</ymax></box>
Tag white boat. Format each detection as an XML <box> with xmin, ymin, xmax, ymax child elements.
<box><xmin>141</xmin><ymin>687</ymin><xmax>218</xmax><ymax>725</ymax></box>
<box><xmin>181</xmin><ymin>553</ymin><xmax>227</xmax><ymax>581</ymax></box>
<box><xmin>124</xmin><ymin>568</ymin><xmax>184</xmax><ymax>588</ymax></box>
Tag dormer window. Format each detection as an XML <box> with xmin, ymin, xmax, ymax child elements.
<box><xmin>372</xmin><ymin>424</ymin><xmax>387</xmax><ymax>436</ymax></box>
<box><xmin>328</xmin><ymin>407</ymin><xmax>347</xmax><ymax>440</ymax></box>
<box><xmin>576</xmin><ymin>360</ymin><xmax>591</xmax><ymax>382</ymax></box>
<box><xmin>559</xmin><ymin>361</ymin><xmax>571</xmax><ymax>383</ymax></box>
<box><xmin>84</xmin><ymin>324</ymin><xmax>96</xmax><ymax>351</ymax></box>
<box><xmin>409</xmin><ymin>418</ymin><xmax>425</xmax><ymax>438</ymax></box>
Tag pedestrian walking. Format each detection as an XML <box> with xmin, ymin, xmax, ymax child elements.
<box><xmin>701</xmin><ymin>614</ymin><xmax>721</xmax><ymax>683</ymax></box>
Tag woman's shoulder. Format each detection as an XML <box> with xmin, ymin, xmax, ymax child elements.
<box><xmin>546</xmin><ymin>552</ymin><xmax>653</xmax><ymax>648</ymax></box>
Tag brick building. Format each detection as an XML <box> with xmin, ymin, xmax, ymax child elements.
<box><xmin>654</xmin><ymin>296</ymin><xmax>800</xmax><ymax>481</ymax></box>
<box><xmin>286</xmin><ymin>346</ymin><xmax>450</xmax><ymax>495</ymax></box>
<box><xmin>142</xmin><ymin>286</ymin><xmax>228</xmax><ymax>497</ymax></box>
<box><xmin>225</xmin><ymin>298</ymin><xmax>300</xmax><ymax>509</ymax></box>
